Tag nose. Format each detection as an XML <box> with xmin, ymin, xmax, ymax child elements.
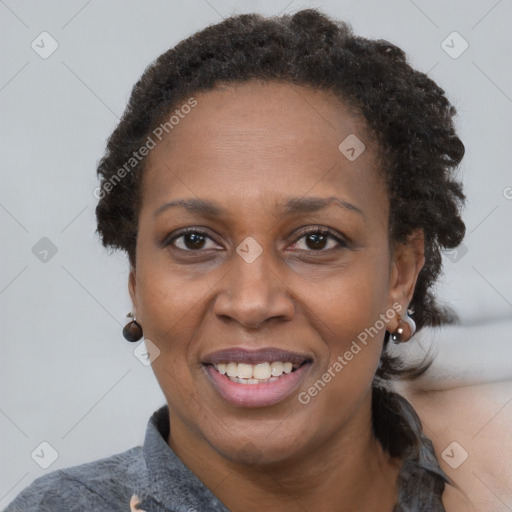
<box><xmin>213</xmin><ymin>245</ymin><xmax>295</xmax><ymax>330</ymax></box>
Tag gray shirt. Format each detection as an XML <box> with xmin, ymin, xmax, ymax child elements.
<box><xmin>4</xmin><ymin>405</ymin><xmax>229</xmax><ymax>512</ymax></box>
<box><xmin>4</xmin><ymin>399</ymin><xmax>448</xmax><ymax>511</ymax></box>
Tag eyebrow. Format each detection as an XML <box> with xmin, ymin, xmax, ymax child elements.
<box><xmin>153</xmin><ymin>196</ymin><xmax>365</xmax><ymax>219</ymax></box>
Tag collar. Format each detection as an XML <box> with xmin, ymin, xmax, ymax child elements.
<box><xmin>137</xmin><ymin>404</ymin><xmax>229</xmax><ymax>512</ymax></box>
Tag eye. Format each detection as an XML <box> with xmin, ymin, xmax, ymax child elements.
<box><xmin>290</xmin><ymin>227</ymin><xmax>347</xmax><ymax>252</ymax></box>
<box><xmin>167</xmin><ymin>229</ymin><xmax>222</xmax><ymax>251</ymax></box>
<box><xmin>164</xmin><ymin>226</ymin><xmax>347</xmax><ymax>253</ymax></box>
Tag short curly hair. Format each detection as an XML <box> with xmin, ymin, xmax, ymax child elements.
<box><xmin>95</xmin><ymin>8</ymin><xmax>465</xmax><ymax>336</ymax></box>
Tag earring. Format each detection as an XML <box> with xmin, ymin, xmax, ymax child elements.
<box><xmin>122</xmin><ymin>313</ymin><xmax>143</xmax><ymax>342</ymax></box>
<box><xmin>391</xmin><ymin>311</ymin><xmax>416</xmax><ymax>344</ymax></box>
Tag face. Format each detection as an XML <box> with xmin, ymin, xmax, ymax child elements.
<box><xmin>129</xmin><ymin>81</ymin><xmax>423</xmax><ymax>466</ymax></box>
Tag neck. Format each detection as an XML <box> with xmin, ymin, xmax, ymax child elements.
<box><xmin>168</xmin><ymin>392</ymin><xmax>401</xmax><ymax>512</ymax></box>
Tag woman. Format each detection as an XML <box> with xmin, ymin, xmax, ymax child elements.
<box><xmin>5</xmin><ymin>8</ymin><xmax>491</xmax><ymax>511</ymax></box>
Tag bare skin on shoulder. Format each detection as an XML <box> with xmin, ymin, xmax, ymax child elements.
<box><xmin>399</xmin><ymin>379</ymin><xmax>512</xmax><ymax>511</ymax></box>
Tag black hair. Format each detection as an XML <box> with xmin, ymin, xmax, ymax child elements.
<box><xmin>95</xmin><ymin>9</ymin><xmax>466</xmax><ymax>510</ymax></box>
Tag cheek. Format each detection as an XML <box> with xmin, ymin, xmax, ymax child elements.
<box><xmin>303</xmin><ymin>252</ymin><xmax>391</xmax><ymax>392</ymax></box>
<box><xmin>136</xmin><ymin>252</ymin><xmax>214</xmax><ymax>334</ymax></box>
<box><xmin>299</xmin><ymin>298</ymin><xmax>386</xmax><ymax>432</ymax></box>
<box><xmin>309</xmin><ymin>252</ymin><xmax>391</xmax><ymax>339</ymax></box>
<box><xmin>134</xmin><ymin>262</ymin><xmax>209</xmax><ymax>418</ymax></box>
<box><xmin>316</xmin><ymin>310</ymin><xmax>385</xmax><ymax>390</ymax></box>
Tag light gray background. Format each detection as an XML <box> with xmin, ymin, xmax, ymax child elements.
<box><xmin>1</xmin><ymin>0</ymin><xmax>511</xmax><ymax>507</ymax></box>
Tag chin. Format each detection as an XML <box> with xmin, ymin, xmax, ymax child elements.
<box><xmin>205</xmin><ymin>420</ymin><xmax>312</xmax><ymax>468</ymax></box>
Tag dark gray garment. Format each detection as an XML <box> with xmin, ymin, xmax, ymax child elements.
<box><xmin>4</xmin><ymin>400</ymin><xmax>447</xmax><ymax>511</ymax></box>
<box><xmin>3</xmin><ymin>405</ymin><xmax>229</xmax><ymax>512</ymax></box>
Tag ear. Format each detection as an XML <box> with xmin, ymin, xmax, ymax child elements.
<box><xmin>128</xmin><ymin>266</ymin><xmax>138</xmax><ymax>317</ymax></box>
<box><xmin>386</xmin><ymin>229</ymin><xmax>425</xmax><ymax>332</ymax></box>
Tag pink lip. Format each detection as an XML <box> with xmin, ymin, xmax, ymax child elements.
<box><xmin>204</xmin><ymin>362</ymin><xmax>311</xmax><ymax>408</ymax></box>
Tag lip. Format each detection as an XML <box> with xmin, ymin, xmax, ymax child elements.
<box><xmin>202</xmin><ymin>347</ymin><xmax>312</xmax><ymax>408</ymax></box>
<box><xmin>202</xmin><ymin>347</ymin><xmax>311</xmax><ymax>366</ymax></box>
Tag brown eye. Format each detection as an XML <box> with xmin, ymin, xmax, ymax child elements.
<box><xmin>182</xmin><ymin>232</ymin><xmax>206</xmax><ymax>249</ymax></box>
<box><xmin>168</xmin><ymin>229</ymin><xmax>221</xmax><ymax>251</ymax></box>
<box><xmin>291</xmin><ymin>228</ymin><xmax>346</xmax><ymax>252</ymax></box>
<box><xmin>305</xmin><ymin>232</ymin><xmax>328</xmax><ymax>250</ymax></box>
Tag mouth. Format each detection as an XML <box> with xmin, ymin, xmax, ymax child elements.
<box><xmin>202</xmin><ymin>348</ymin><xmax>312</xmax><ymax>407</ymax></box>
<box><xmin>211</xmin><ymin>360</ymin><xmax>303</xmax><ymax>384</ymax></box>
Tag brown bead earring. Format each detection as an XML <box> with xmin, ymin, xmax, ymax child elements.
<box><xmin>391</xmin><ymin>311</ymin><xmax>416</xmax><ymax>344</ymax></box>
<box><xmin>122</xmin><ymin>313</ymin><xmax>143</xmax><ymax>342</ymax></box>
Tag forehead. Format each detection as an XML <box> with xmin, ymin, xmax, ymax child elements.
<box><xmin>140</xmin><ymin>80</ymin><xmax>386</xmax><ymax>219</ymax></box>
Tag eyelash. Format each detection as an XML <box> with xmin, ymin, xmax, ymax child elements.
<box><xmin>165</xmin><ymin>226</ymin><xmax>348</xmax><ymax>253</ymax></box>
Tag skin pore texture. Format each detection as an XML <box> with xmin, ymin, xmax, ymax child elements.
<box><xmin>128</xmin><ymin>80</ymin><xmax>427</xmax><ymax>512</ymax></box>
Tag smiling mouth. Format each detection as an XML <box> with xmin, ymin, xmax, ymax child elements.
<box><xmin>202</xmin><ymin>347</ymin><xmax>312</xmax><ymax>406</ymax></box>
<box><xmin>209</xmin><ymin>361</ymin><xmax>305</xmax><ymax>385</ymax></box>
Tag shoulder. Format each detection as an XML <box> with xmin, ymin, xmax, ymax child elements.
<box><xmin>4</xmin><ymin>446</ymin><xmax>144</xmax><ymax>512</ymax></box>
<box><xmin>441</xmin><ymin>482</ymin><xmax>479</xmax><ymax>512</ymax></box>
<box><xmin>396</xmin><ymin>379</ymin><xmax>512</xmax><ymax>512</ymax></box>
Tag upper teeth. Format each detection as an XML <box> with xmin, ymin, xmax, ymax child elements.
<box><xmin>214</xmin><ymin>361</ymin><xmax>294</xmax><ymax>380</ymax></box>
